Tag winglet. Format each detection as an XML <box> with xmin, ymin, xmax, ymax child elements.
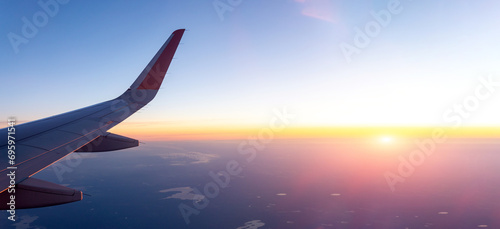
<box><xmin>129</xmin><ymin>29</ymin><xmax>185</xmax><ymax>91</ymax></box>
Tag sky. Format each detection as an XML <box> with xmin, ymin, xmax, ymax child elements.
<box><xmin>2</xmin><ymin>2</ymin><xmax>500</xmax><ymax>227</ymax></box>
<box><xmin>2</xmin><ymin>0</ymin><xmax>500</xmax><ymax>140</ymax></box>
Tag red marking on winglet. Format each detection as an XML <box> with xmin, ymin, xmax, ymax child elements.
<box><xmin>137</xmin><ymin>29</ymin><xmax>185</xmax><ymax>90</ymax></box>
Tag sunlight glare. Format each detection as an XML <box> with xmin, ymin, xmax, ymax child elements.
<box><xmin>379</xmin><ymin>136</ymin><xmax>393</xmax><ymax>144</ymax></box>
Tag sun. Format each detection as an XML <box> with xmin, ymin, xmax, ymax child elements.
<box><xmin>379</xmin><ymin>136</ymin><xmax>394</xmax><ymax>144</ymax></box>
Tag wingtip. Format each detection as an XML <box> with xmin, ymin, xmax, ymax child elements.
<box><xmin>133</xmin><ymin>29</ymin><xmax>185</xmax><ymax>91</ymax></box>
<box><xmin>173</xmin><ymin>29</ymin><xmax>186</xmax><ymax>36</ymax></box>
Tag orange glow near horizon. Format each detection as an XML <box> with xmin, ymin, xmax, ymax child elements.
<box><xmin>3</xmin><ymin>121</ymin><xmax>500</xmax><ymax>141</ymax></box>
<box><xmin>109</xmin><ymin>123</ymin><xmax>500</xmax><ymax>141</ymax></box>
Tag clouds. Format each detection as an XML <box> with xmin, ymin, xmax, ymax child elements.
<box><xmin>296</xmin><ymin>0</ymin><xmax>338</xmax><ymax>23</ymax></box>
<box><xmin>236</xmin><ymin>220</ymin><xmax>266</xmax><ymax>229</ymax></box>
<box><xmin>157</xmin><ymin>151</ymin><xmax>218</xmax><ymax>165</ymax></box>
<box><xmin>12</xmin><ymin>215</ymin><xmax>45</xmax><ymax>229</ymax></box>
<box><xmin>159</xmin><ymin>187</ymin><xmax>205</xmax><ymax>202</ymax></box>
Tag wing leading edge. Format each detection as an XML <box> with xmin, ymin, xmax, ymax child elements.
<box><xmin>0</xmin><ymin>29</ymin><xmax>185</xmax><ymax>209</ymax></box>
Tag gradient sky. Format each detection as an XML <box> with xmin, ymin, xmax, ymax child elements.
<box><xmin>2</xmin><ymin>0</ymin><xmax>500</xmax><ymax>139</ymax></box>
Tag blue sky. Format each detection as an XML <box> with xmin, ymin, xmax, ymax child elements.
<box><xmin>2</xmin><ymin>0</ymin><xmax>500</xmax><ymax>131</ymax></box>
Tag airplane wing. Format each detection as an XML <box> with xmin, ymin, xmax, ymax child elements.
<box><xmin>0</xmin><ymin>29</ymin><xmax>185</xmax><ymax>209</ymax></box>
